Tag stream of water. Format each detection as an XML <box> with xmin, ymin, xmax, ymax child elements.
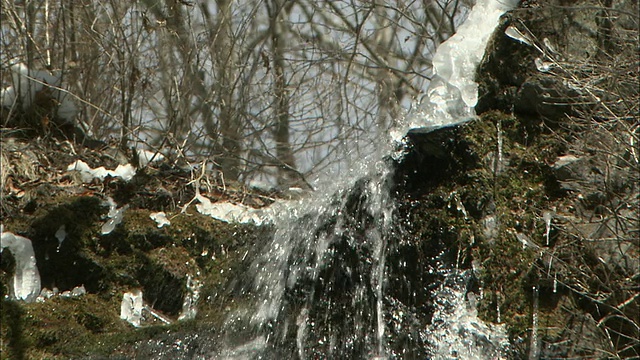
<box><xmin>219</xmin><ymin>0</ymin><xmax>519</xmax><ymax>358</ymax></box>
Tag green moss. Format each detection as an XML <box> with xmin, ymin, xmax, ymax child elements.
<box><xmin>453</xmin><ymin>112</ymin><xmax>562</xmax><ymax>341</ymax></box>
<box><xmin>1</xmin><ymin>188</ymin><xmax>266</xmax><ymax>358</ymax></box>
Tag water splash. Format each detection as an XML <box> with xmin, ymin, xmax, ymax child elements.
<box><xmin>427</xmin><ymin>270</ymin><xmax>510</xmax><ymax>360</ymax></box>
<box><xmin>219</xmin><ymin>0</ymin><xmax>519</xmax><ymax>358</ymax></box>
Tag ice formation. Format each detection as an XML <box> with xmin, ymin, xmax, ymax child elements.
<box><xmin>178</xmin><ymin>275</ymin><xmax>202</xmax><ymax>321</ymax></box>
<box><xmin>0</xmin><ymin>229</ymin><xmax>41</xmax><ymax>302</ymax></box>
<box><xmin>55</xmin><ymin>225</ymin><xmax>67</xmax><ymax>251</ymax></box>
<box><xmin>406</xmin><ymin>0</ymin><xmax>520</xmax><ymax>133</ymax></box>
<box><xmin>195</xmin><ymin>192</ymin><xmax>267</xmax><ymax>225</ymax></box>
<box><xmin>543</xmin><ymin>210</ymin><xmax>554</xmax><ymax>246</ymax></box>
<box><xmin>101</xmin><ymin>197</ymin><xmax>128</xmax><ymax>235</ymax></box>
<box><xmin>504</xmin><ymin>25</ymin><xmax>533</xmax><ymax>46</ymax></box>
<box><xmin>120</xmin><ymin>290</ymin><xmax>144</xmax><ymax>327</ymax></box>
<box><xmin>0</xmin><ymin>63</ymin><xmax>77</xmax><ymax>122</ymax></box>
<box><xmin>149</xmin><ymin>212</ymin><xmax>171</xmax><ymax>228</ymax></box>
<box><xmin>67</xmin><ymin>160</ymin><xmax>137</xmax><ymax>183</ymax></box>
<box><xmin>38</xmin><ymin>285</ymin><xmax>86</xmax><ymax>302</ymax></box>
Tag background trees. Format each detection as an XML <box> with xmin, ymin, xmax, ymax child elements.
<box><xmin>1</xmin><ymin>0</ymin><xmax>471</xmax><ymax>188</ymax></box>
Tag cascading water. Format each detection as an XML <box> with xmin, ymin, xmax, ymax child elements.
<box><xmin>218</xmin><ymin>0</ymin><xmax>519</xmax><ymax>358</ymax></box>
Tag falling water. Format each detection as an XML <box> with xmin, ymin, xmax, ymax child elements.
<box><xmin>219</xmin><ymin>0</ymin><xmax>519</xmax><ymax>358</ymax></box>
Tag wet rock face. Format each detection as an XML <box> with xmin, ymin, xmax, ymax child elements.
<box><xmin>393</xmin><ymin>126</ymin><xmax>478</xmax><ymax>197</ymax></box>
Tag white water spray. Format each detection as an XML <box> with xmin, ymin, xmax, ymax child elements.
<box><xmin>221</xmin><ymin>0</ymin><xmax>519</xmax><ymax>358</ymax></box>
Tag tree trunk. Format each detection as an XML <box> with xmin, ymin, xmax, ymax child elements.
<box><xmin>268</xmin><ymin>0</ymin><xmax>298</xmax><ymax>188</ymax></box>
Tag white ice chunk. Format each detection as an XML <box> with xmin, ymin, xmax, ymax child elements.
<box><xmin>38</xmin><ymin>288</ymin><xmax>56</xmax><ymax>301</ymax></box>
<box><xmin>195</xmin><ymin>193</ymin><xmax>265</xmax><ymax>225</ymax></box>
<box><xmin>71</xmin><ymin>285</ymin><xmax>87</xmax><ymax>297</ymax></box>
<box><xmin>137</xmin><ymin>149</ymin><xmax>165</xmax><ymax>167</ymax></box>
<box><xmin>60</xmin><ymin>285</ymin><xmax>87</xmax><ymax>298</ymax></box>
<box><xmin>504</xmin><ymin>25</ymin><xmax>533</xmax><ymax>46</ymax></box>
<box><xmin>120</xmin><ymin>290</ymin><xmax>144</xmax><ymax>327</ymax></box>
<box><xmin>101</xmin><ymin>197</ymin><xmax>128</xmax><ymax>235</ymax></box>
<box><xmin>67</xmin><ymin>160</ymin><xmax>136</xmax><ymax>182</ymax></box>
<box><xmin>408</xmin><ymin>0</ymin><xmax>518</xmax><ymax>133</ymax></box>
<box><xmin>150</xmin><ymin>212</ymin><xmax>171</xmax><ymax>228</ymax></box>
<box><xmin>1</xmin><ymin>230</ymin><xmax>41</xmax><ymax>302</ymax></box>
<box><xmin>38</xmin><ymin>285</ymin><xmax>86</xmax><ymax>302</ymax></box>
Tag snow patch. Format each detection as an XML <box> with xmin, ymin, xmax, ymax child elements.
<box><xmin>67</xmin><ymin>160</ymin><xmax>136</xmax><ymax>182</ymax></box>
<box><xmin>137</xmin><ymin>149</ymin><xmax>165</xmax><ymax>167</ymax></box>
<box><xmin>195</xmin><ymin>193</ymin><xmax>266</xmax><ymax>225</ymax></box>
<box><xmin>0</xmin><ymin>63</ymin><xmax>77</xmax><ymax>122</ymax></box>
<box><xmin>0</xmin><ymin>229</ymin><xmax>41</xmax><ymax>302</ymax></box>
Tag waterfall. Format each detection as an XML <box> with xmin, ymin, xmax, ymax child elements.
<box><xmin>219</xmin><ymin>0</ymin><xmax>519</xmax><ymax>358</ymax></box>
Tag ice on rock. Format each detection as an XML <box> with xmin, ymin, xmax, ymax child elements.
<box><xmin>408</xmin><ymin>0</ymin><xmax>519</xmax><ymax>133</ymax></box>
<box><xmin>39</xmin><ymin>285</ymin><xmax>86</xmax><ymax>301</ymax></box>
<box><xmin>120</xmin><ymin>290</ymin><xmax>144</xmax><ymax>327</ymax></box>
<box><xmin>504</xmin><ymin>25</ymin><xmax>534</xmax><ymax>46</ymax></box>
<box><xmin>101</xmin><ymin>197</ymin><xmax>128</xmax><ymax>235</ymax></box>
<box><xmin>150</xmin><ymin>212</ymin><xmax>171</xmax><ymax>228</ymax></box>
<box><xmin>1</xmin><ymin>229</ymin><xmax>41</xmax><ymax>302</ymax></box>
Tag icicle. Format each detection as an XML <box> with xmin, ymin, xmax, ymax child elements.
<box><xmin>529</xmin><ymin>286</ymin><xmax>540</xmax><ymax>360</ymax></box>
<box><xmin>178</xmin><ymin>275</ymin><xmax>202</xmax><ymax>321</ymax></box>
<box><xmin>496</xmin><ymin>291</ymin><xmax>502</xmax><ymax>324</ymax></box>
<box><xmin>55</xmin><ymin>225</ymin><xmax>66</xmax><ymax>252</ymax></box>
<box><xmin>543</xmin><ymin>211</ymin><xmax>553</xmax><ymax>246</ymax></box>
<box><xmin>101</xmin><ymin>198</ymin><xmax>128</xmax><ymax>235</ymax></box>
<box><xmin>496</xmin><ymin>119</ymin><xmax>504</xmax><ymax>174</ymax></box>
